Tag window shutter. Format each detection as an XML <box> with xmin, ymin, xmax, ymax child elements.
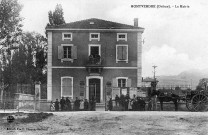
<box><xmin>122</xmin><ymin>46</ymin><xmax>127</xmax><ymax>60</ymax></box>
<box><xmin>117</xmin><ymin>46</ymin><xmax>123</xmax><ymax>60</ymax></box>
<box><xmin>58</xmin><ymin>46</ymin><xmax>63</xmax><ymax>59</ymax></box>
<box><xmin>72</xmin><ymin>46</ymin><xmax>77</xmax><ymax>59</ymax></box>
<box><xmin>112</xmin><ymin>78</ymin><xmax>117</xmax><ymax>87</ymax></box>
<box><xmin>127</xmin><ymin>79</ymin><xmax>132</xmax><ymax>87</ymax></box>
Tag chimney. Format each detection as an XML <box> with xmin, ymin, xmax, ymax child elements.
<box><xmin>134</xmin><ymin>18</ymin><xmax>138</xmax><ymax>27</ymax></box>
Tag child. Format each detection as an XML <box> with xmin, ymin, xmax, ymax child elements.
<box><xmin>50</xmin><ymin>101</ymin><xmax>55</xmax><ymax>111</ymax></box>
<box><xmin>80</xmin><ymin>99</ymin><xmax>84</xmax><ymax>111</ymax></box>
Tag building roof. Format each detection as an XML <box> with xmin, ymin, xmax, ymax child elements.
<box><xmin>46</xmin><ymin>18</ymin><xmax>144</xmax><ymax>31</ymax></box>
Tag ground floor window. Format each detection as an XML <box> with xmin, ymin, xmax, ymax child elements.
<box><xmin>61</xmin><ymin>77</ymin><xmax>73</xmax><ymax>98</ymax></box>
<box><xmin>116</xmin><ymin>77</ymin><xmax>128</xmax><ymax>87</ymax></box>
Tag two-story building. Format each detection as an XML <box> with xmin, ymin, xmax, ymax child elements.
<box><xmin>45</xmin><ymin>18</ymin><xmax>144</xmax><ymax>105</ymax></box>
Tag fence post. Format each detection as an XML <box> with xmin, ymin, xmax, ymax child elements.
<box><xmin>18</xmin><ymin>100</ymin><xmax>19</xmax><ymax>112</ymax></box>
<box><xmin>3</xmin><ymin>100</ymin><xmax>5</xmax><ymax>112</ymax></box>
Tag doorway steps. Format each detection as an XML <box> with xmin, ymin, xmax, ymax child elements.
<box><xmin>96</xmin><ymin>103</ymin><xmax>106</xmax><ymax>111</ymax></box>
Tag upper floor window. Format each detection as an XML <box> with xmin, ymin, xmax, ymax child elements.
<box><xmin>63</xmin><ymin>46</ymin><xmax>72</xmax><ymax>59</ymax></box>
<box><xmin>58</xmin><ymin>44</ymin><xmax>77</xmax><ymax>62</ymax></box>
<box><xmin>90</xmin><ymin>33</ymin><xmax>100</xmax><ymax>41</ymax></box>
<box><xmin>62</xmin><ymin>33</ymin><xmax>72</xmax><ymax>41</ymax></box>
<box><xmin>116</xmin><ymin>45</ymin><xmax>128</xmax><ymax>63</ymax></box>
<box><xmin>117</xmin><ymin>33</ymin><xmax>127</xmax><ymax>41</ymax></box>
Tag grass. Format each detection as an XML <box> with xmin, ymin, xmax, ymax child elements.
<box><xmin>20</xmin><ymin>112</ymin><xmax>53</xmax><ymax>123</ymax></box>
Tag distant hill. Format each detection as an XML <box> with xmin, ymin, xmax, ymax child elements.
<box><xmin>156</xmin><ymin>69</ymin><xmax>208</xmax><ymax>90</ymax></box>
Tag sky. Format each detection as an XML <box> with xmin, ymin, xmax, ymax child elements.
<box><xmin>18</xmin><ymin>0</ymin><xmax>208</xmax><ymax>77</ymax></box>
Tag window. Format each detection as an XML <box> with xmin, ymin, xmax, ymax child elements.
<box><xmin>112</xmin><ymin>77</ymin><xmax>131</xmax><ymax>87</ymax></box>
<box><xmin>117</xmin><ymin>33</ymin><xmax>127</xmax><ymax>41</ymax></box>
<box><xmin>58</xmin><ymin>44</ymin><xmax>77</xmax><ymax>62</ymax></box>
<box><xmin>63</xmin><ymin>46</ymin><xmax>72</xmax><ymax>59</ymax></box>
<box><xmin>118</xmin><ymin>78</ymin><xmax>127</xmax><ymax>87</ymax></box>
<box><xmin>90</xmin><ymin>33</ymin><xmax>100</xmax><ymax>41</ymax></box>
<box><xmin>62</xmin><ymin>33</ymin><xmax>72</xmax><ymax>41</ymax></box>
<box><xmin>88</xmin><ymin>44</ymin><xmax>101</xmax><ymax>56</ymax></box>
<box><xmin>116</xmin><ymin>45</ymin><xmax>128</xmax><ymax>63</ymax></box>
<box><xmin>61</xmin><ymin>77</ymin><xmax>73</xmax><ymax>98</ymax></box>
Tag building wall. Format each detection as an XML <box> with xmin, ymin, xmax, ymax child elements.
<box><xmin>47</xmin><ymin>29</ymin><xmax>143</xmax><ymax>101</ymax></box>
<box><xmin>51</xmin><ymin>30</ymin><xmax>139</xmax><ymax>67</ymax></box>
<box><xmin>51</xmin><ymin>68</ymin><xmax>137</xmax><ymax>101</ymax></box>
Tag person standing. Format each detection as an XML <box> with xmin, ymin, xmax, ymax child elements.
<box><xmin>55</xmin><ymin>99</ymin><xmax>59</xmax><ymax>111</ymax></box>
<box><xmin>92</xmin><ymin>96</ymin><xmax>96</xmax><ymax>111</ymax></box>
<box><xmin>119</xmin><ymin>94</ymin><xmax>125</xmax><ymax>111</ymax></box>
<box><xmin>60</xmin><ymin>97</ymin><xmax>66</xmax><ymax>111</ymax></box>
<box><xmin>108</xmin><ymin>98</ymin><xmax>113</xmax><ymax>111</ymax></box>
<box><xmin>84</xmin><ymin>99</ymin><xmax>89</xmax><ymax>111</ymax></box>
<box><xmin>66</xmin><ymin>97</ymin><xmax>71</xmax><ymax>111</ymax></box>
<box><xmin>50</xmin><ymin>101</ymin><xmax>55</xmax><ymax>111</ymax></box>
<box><xmin>140</xmin><ymin>98</ymin><xmax>146</xmax><ymax>111</ymax></box>
<box><xmin>125</xmin><ymin>94</ymin><xmax>130</xmax><ymax>111</ymax></box>
<box><xmin>115</xmin><ymin>95</ymin><xmax>120</xmax><ymax>107</ymax></box>
<box><xmin>74</xmin><ymin>97</ymin><xmax>80</xmax><ymax>111</ymax></box>
<box><xmin>80</xmin><ymin>99</ymin><xmax>84</xmax><ymax>111</ymax></box>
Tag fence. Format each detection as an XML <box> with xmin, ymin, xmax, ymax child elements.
<box><xmin>0</xmin><ymin>99</ymin><xmax>40</xmax><ymax>112</ymax></box>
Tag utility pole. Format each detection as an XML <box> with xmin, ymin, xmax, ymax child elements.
<box><xmin>152</xmin><ymin>65</ymin><xmax>157</xmax><ymax>79</ymax></box>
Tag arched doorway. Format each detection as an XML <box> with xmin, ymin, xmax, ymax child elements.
<box><xmin>89</xmin><ymin>78</ymin><xmax>100</xmax><ymax>103</ymax></box>
<box><xmin>86</xmin><ymin>76</ymin><xmax>103</xmax><ymax>103</ymax></box>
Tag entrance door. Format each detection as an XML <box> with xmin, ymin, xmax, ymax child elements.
<box><xmin>89</xmin><ymin>78</ymin><xmax>101</xmax><ymax>103</ymax></box>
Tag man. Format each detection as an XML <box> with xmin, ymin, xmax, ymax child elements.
<box><xmin>60</xmin><ymin>97</ymin><xmax>66</xmax><ymax>111</ymax></box>
<box><xmin>65</xmin><ymin>97</ymin><xmax>71</xmax><ymax>111</ymax></box>
<box><xmin>115</xmin><ymin>95</ymin><xmax>120</xmax><ymax>106</ymax></box>
<box><xmin>108</xmin><ymin>98</ymin><xmax>113</xmax><ymax>111</ymax></box>
<box><xmin>74</xmin><ymin>97</ymin><xmax>80</xmax><ymax>111</ymax></box>
<box><xmin>55</xmin><ymin>99</ymin><xmax>59</xmax><ymax>111</ymax></box>
<box><xmin>119</xmin><ymin>94</ymin><xmax>125</xmax><ymax>111</ymax></box>
<box><xmin>140</xmin><ymin>98</ymin><xmax>146</xmax><ymax>111</ymax></box>
<box><xmin>84</xmin><ymin>99</ymin><xmax>89</xmax><ymax>111</ymax></box>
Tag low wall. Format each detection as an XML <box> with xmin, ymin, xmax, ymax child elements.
<box><xmin>155</xmin><ymin>102</ymin><xmax>189</xmax><ymax>111</ymax></box>
<box><xmin>14</xmin><ymin>93</ymin><xmax>35</xmax><ymax>110</ymax></box>
<box><xmin>39</xmin><ymin>100</ymin><xmax>51</xmax><ymax>112</ymax></box>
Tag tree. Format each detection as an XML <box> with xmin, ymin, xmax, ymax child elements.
<box><xmin>2</xmin><ymin>32</ymin><xmax>47</xmax><ymax>95</ymax></box>
<box><xmin>18</xmin><ymin>32</ymin><xmax>47</xmax><ymax>84</ymax></box>
<box><xmin>0</xmin><ymin>0</ymin><xmax>23</xmax><ymax>48</ymax></box>
<box><xmin>47</xmin><ymin>4</ymin><xmax>65</xmax><ymax>26</ymax></box>
<box><xmin>0</xmin><ymin>0</ymin><xmax>23</xmax><ymax>99</ymax></box>
<box><xmin>196</xmin><ymin>78</ymin><xmax>208</xmax><ymax>91</ymax></box>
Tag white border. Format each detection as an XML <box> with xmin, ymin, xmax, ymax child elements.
<box><xmin>88</xmin><ymin>44</ymin><xmax>101</xmax><ymax>56</ymax></box>
<box><xmin>116</xmin><ymin>77</ymin><xmax>128</xmax><ymax>87</ymax></box>
<box><xmin>62</xmin><ymin>32</ymin><xmax>73</xmax><ymax>41</ymax></box>
<box><xmin>86</xmin><ymin>76</ymin><xmax>103</xmax><ymax>103</ymax></box>
<box><xmin>47</xmin><ymin>32</ymin><xmax>52</xmax><ymax>101</ymax></box>
<box><xmin>89</xmin><ymin>33</ymin><xmax>100</xmax><ymax>41</ymax></box>
<box><xmin>61</xmin><ymin>76</ymin><xmax>73</xmax><ymax>98</ymax></box>
<box><xmin>117</xmin><ymin>33</ymin><xmax>127</xmax><ymax>41</ymax></box>
<box><xmin>116</xmin><ymin>44</ymin><xmax>128</xmax><ymax>63</ymax></box>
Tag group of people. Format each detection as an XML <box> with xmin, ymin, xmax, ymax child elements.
<box><xmin>89</xmin><ymin>54</ymin><xmax>101</xmax><ymax>64</ymax></box>
<box><xmin>108</xmin><ymin>94</ymin><xmax>146</xmax><ymax>111</ymax></box>
<box><xmin>50</xmin><ymin>96</ymin><xmax>96</xmax><ymax>111</ymax></box>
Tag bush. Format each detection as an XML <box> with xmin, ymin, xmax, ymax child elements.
<box><xmin>21</xmin><ymin>112</ymin><xmax>53</xmax><ymax>123</ymax></box>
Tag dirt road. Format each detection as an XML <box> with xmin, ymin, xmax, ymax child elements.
<box><xmin>1</xmin><ymin>111</ymin><xmax>208</xmax><ymax>135</ymax></box>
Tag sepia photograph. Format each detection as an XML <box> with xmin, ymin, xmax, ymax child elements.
<box><xmin>0</xmin><ymin>0</ymin><xmax>208</xmax><ymax>134</ymax></box>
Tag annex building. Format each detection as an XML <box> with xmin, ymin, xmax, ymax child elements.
<box><xmin>45</xmin><ymin>18</ymin><xmax>144</xmax><ymax>105</ymax></box>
